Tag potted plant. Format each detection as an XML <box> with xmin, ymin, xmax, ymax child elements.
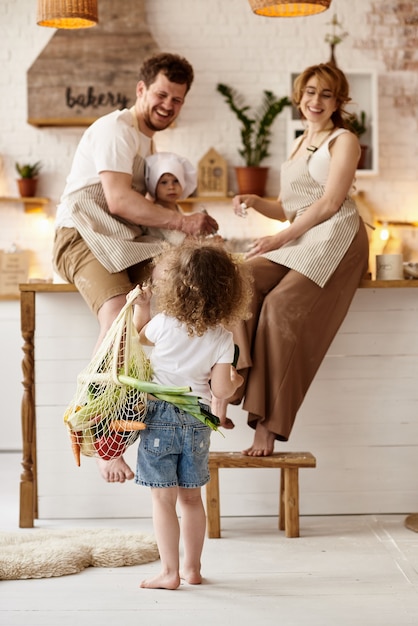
<box><xmin>345</xmin><ymin>111</ymin><xmax>368</xmax><ymax>169</ymax></box>
<box><xmin>15</xmin><ymin>161</ymin><xmax>42</xmax><ymax>197</ymax></box>
<box><xmin>216</xmin><ymin>83</ymin><xmax>290</xmax><ymax>195</ymax></box>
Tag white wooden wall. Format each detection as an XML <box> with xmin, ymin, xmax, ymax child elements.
<box><xmin>33</xmin><ymin>287</ymin><xmax>418</xmax><ymax>520</ymax></box>
<box><xmin>0</xmin><ymin>301</ymin><xmax>23</xmax><ymax>450</ymax></box>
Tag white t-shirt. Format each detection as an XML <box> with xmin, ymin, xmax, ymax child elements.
<box><xmin>145</xmin><ymin>313</ymin><xmax>235</xmax><ymax>405</ymax></box>
<box><xmin>55</xmin><ymin>108</ymin><xmax>152</xmax><ymax>228</ymax></box>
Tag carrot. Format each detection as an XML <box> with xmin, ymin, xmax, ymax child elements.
<box><xmin>70</xmin><ymin>430</ymin><xmax>81</xmax><ymax>467</ymax></box>
<box><xmin>109</xmin><ymin>420</ymin><xmax>147</xmax><ymax>432</ymax></box>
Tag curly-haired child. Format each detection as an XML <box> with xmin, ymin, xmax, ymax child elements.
<box><xmin>131</xmin><ymin>238</ymin><xmax>253</xmax><ymax>590</ymax></box>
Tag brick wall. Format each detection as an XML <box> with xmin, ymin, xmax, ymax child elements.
<box><xmin>0</xmin><ymin>0</ymin><xmax>417</xmax><ymax>277</ymax></box>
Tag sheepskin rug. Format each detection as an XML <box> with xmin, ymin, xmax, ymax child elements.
<box><xmin>0</xmin><ymin>528</ymin><xmax>159</xmax><ymax>580</ymax></box>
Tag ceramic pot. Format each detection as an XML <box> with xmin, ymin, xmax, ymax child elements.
<box><xmin>17</xmin><ymin>178</ymin><xmax>38</xmax><ymax>198</ymax></box>
<box><xmin>235</xmin><ymin>166</ymin><xmax>269</xmax><ymax>196</ymax></box>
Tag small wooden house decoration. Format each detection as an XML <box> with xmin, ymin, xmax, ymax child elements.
<box><xmin>197</xmin><ymin>148</ymin><xmax>228</xmax><ymax>197</ymax></box>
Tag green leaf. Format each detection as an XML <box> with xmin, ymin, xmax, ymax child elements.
<box><xmin>217</xmin><ymin>83</ymin><xmax>291</xmax><ymax>166</ymax></box>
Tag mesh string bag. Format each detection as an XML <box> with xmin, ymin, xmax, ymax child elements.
<box><xmin>63</xmin><ymin>286</ymin><xmax>151</xmax><ymax>466</ymax></box>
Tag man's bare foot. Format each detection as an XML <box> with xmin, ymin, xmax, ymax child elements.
<box><xmin>220</xmin><ymin>416</ymin><xmax>235</xmax><ymax>429</ymax></box>
<box><xmin>181</xmin><ymin>568</ymin><xmax>202</xmax><ymax>585</ymax></box>
<box><xmin>211</xmin><ymin>396</ymin><xmax>235</xmax><ymax>429</ymax></box>
<box><xmin>242</xmin><ymin>421</ymin><xmax>275</xmax><ymax>457</ymax></box>
<box><xmin>211</xmin><ymin>395</ymin><xmax>227</xmax><ymax>420</ymax></box>
<box><xmin>97</xmin><ymin>456</ymin><xmax>134</xmax><ymax>482</ymax></box>
<box><xmin>140</xmin><ymin>572</ymin><xmax>180</xmax><ymax>590</ymax></box>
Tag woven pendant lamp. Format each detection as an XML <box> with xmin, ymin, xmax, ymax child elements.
<box><xmin>248</xmin><ymin>0</ymin><xmax>332</xmax><ymax>17</ymax></box>
<box><xmin>37</xmin><ymin>0</ymin><xmax>98</xmax><ymax>28</ymax></box>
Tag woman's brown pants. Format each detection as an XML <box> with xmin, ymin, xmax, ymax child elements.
<box><xmin>232</xmin><ymin>221</ymin><xmax>369</xmax><ymax>441</ymax></box>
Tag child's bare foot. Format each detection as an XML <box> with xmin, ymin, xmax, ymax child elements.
<box><xmin>96</xmin><ymin>456</ymin><xmax>134</xmax><ymax>482</ymax></box>
<box><xmin>242</xmin><ymin>421</ymin><xmax>276</xmax><ymax>457</ymax></box>
<box><xmin>181</xmin><ymin>568</ymin><xmax>202</xmax><ymax>585</ymax></box>
<box><xmin>219</xmin><ymin>416</ymin><xmax>235</xmax><ymax>429</ymax></box>
<box><xmin>140</xmin><ymin>572</ymin><xmax>181</xmax><ymax>590</ymax></box>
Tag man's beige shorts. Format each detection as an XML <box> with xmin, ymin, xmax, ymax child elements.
<box><xmin>53</xmin><ymin>227</ymin><xmax>153</xmax><ymax>315</ymax></box>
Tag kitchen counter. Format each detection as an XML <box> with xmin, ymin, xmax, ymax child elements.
<box><xmin>18</xmin><ymin>278</ymin><xmax>418</xmax><ymax>296</ymax></box>
<box><xmin>18</xmin><ymin>280</ymin><xmax>418</xmax><ymax>527</ymax></box>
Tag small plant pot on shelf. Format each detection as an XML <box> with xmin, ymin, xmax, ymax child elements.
<box><xmin>235</xmin><ymin>166</ymin><xmax>269</xmax><ymax>196</ymax></box>
<box><xmin>15</xmin><ymin>161</ymin><xmax>42</xmax><ymax>198</ymax></box>
<box><xmin>17</xmin><ymin>178</ymin><xmax>38</xmax><ymax>198</ymax></box>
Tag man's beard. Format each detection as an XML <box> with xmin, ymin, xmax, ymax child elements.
<box><xmin>143</xmin><ymin>110</ymin><xmax>172</xmax><ymax>133</ymax></box>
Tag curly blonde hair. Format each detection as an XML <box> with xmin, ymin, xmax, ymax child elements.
<box><xmin>152</xmin><ymin>239</ymin><xmax>253</xmax><ymax>336</ymax></box>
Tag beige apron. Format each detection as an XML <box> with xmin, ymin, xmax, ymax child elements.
<box><xmin>70</xmin><ymin>107</ymin><xmax>163</xmax><ymax>273</ymax></box>
<box><xmin>263</xmin><ymin>129</ymin><xmax>359</xmax><ymax>287</ymax></box>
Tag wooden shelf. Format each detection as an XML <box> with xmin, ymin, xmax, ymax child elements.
<box><xmin>0</xmin><ymin>294</ymin><xmax>20</xmax><ymax>301</ymax></box>
<box><xmin>28</xmin><ymin>117</ymin><xmax>96</xmax><ymax>128</ymax></box>
<box><xmin>180</xmin><ymin>196</ymin><xmax>276</xmax><ymax>203</ymax></box>
<box><xmin>0</xmin><ymin>196</ymin><xmax>50</xmax><ymax>212</ymax></box>
<box><xmin>179</xmin><ymin>196</ymin><xmax>234</xmax><ymax>204</ymax></box>
<box><xmin>178</xmin><ymin>196</ymin><xmax>277</xmax><ymax>212</ymax></box>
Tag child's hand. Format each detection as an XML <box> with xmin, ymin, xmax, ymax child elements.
<box><xmin>129</xmin><ymin>282</ymin><xmax>152</xmax><ymax>306</ymax></box>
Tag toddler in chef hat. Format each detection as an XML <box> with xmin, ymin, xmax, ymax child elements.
<box><xmin>145</xmin><ymin>152</ymin><xmax>197</xmax><ymax>245</ymax></box>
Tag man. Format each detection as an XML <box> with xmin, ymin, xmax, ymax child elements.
<box><xmin>53</xmin><ymin>52</ymin><xmax>218</xmax><ymax>483</ymax></box>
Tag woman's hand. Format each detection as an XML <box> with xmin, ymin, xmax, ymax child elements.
<box><xmin>232</xmin><ymin>194</ymin><xmax>259</xmax><ymax>218</ymax></box>
<box><xmin>233</xmin><ymin>194</ymin><xmax>286</xmax><ymax>222</ymax></box>
<box><xmin>245</xmin><ymin>233</ymin><xmax>284</xmax><ymax>259</ymax></box>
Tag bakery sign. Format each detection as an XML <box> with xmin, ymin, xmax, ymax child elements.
<box><xmin>27</xmin><ymin>0</ymin><xmax>159</xmax><ymax>127</ymax></box>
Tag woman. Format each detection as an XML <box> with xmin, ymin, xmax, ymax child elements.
<box><xmin>217</xmin><ymin>63</ymin><xmax>369</xmax><ymax>457</ymax></box>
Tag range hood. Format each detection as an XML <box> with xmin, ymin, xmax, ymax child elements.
<box><xmin>27</xmin><ymin>0</ymin><xmax>159</xmax><ymax>127</ymax></box>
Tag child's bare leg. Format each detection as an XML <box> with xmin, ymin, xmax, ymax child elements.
<box><xmin>96</xmin><ymin>456</ymin><xmax>134</xmax><ymax>482</ymax></box>
<box><xmin>178</xmin><ymin>487</ymin><xmax>205</xmax><ymax>584</ymax></box>
<box><xmin>140</xmin><ymin>486</ymin><xmax>181</xmax><ymax>590</ymax></box>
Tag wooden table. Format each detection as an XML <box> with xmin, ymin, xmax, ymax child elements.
<box><xmin>18</xmin><ymin>279</ymin><xmax>418</xmax><ymax>528</ymax></box>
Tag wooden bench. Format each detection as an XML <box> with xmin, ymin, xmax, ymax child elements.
<box><xmin>205</xmin><ymin>451</ymin><xmax>316</xmax><ymax>538</ymax></box>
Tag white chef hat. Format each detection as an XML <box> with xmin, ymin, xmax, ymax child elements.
<box><xmin>145</xmin><ymin>152</ymin><xmax>197</xmax><ymax>200</ymax></box>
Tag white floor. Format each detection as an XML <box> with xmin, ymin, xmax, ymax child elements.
<box><xmin>1</xmin><ymin>451</ymin><xmax>418</xmax><ymax>626</ymax></box>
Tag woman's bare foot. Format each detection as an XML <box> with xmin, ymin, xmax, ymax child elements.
<box><xmin>242</xmin><ymin>421</ymin><xmax>275</xmax><ymax>457</ymax></box>
<box><xmin>140</xmin><ymin>572</ymin><xmax>180</xmax><ymax>590</ymax></box>
<box><xmin>96</xmin><ymin>456</ymin><xmax>134</xmax><ymax>482</ymax></box>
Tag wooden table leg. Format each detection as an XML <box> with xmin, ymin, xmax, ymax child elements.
<box><xmin>206</xmin><ymin>467</ymin><xmax>221</xmax><ymax>538</ymax></box>
<box><xmin>279</xmin><ymin>468</ymin><xmax>285</xmax><ymax>531</ymax></box>
<box><xmin>19</xmin><ymin>289</ymin><xmax>37</xmax><ymax>528</ymax></box>
<box><xmin>284</xmin><ymin>467</ymin><xmax>299</xmax><ymax>538</ymax></box>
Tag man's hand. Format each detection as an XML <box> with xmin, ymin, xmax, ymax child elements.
<box><xmin>179</xmin><ymin>212</ymin><xmax>219</xmax><ymax>236</ymax></box>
